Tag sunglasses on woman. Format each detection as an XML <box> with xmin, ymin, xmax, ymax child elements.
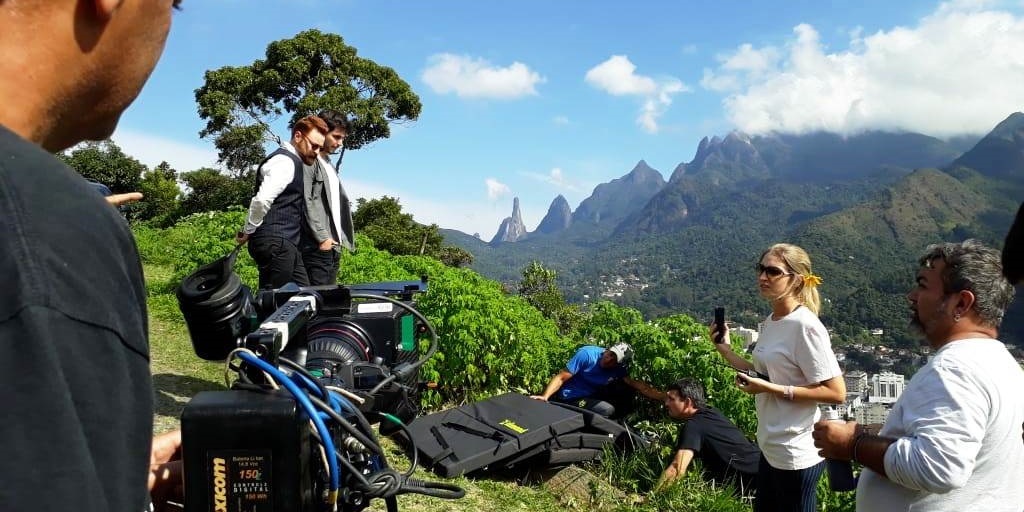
<box><xmin>755</xmin><ymin>263</ymin><xmax>794</xmax><ymax>278</ymax></box>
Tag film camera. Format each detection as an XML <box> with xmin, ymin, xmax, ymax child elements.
<box><xmin>175</xmin><ymin>248</ymin><xmax>462</xmax><ymax>511</ymax></box>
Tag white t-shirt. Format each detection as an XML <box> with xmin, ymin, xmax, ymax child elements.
<box><xmin>316</xmin><ymin>155</ymin><xmax>342</xmax><ymax>244</ymax></box>
<box><xmin>856</xmin><ymin>338</ymin><xmax>1024</xmax><ymax>512</ymax></box>
<box><xmin>752</xmin><ymin>306</ymin><xmax>842</xmax><ymax>470</ymax></box>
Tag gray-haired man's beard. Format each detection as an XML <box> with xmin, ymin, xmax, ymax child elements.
<box><xmin>909</xmin><ymin>312</ymin><xmax>928</xmax><ymax>341</ymax></box>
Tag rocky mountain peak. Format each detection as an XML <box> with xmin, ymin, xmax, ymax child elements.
<box><xmin>624</xmin><ymin>160</ymin><xmax>664</xmax><ymax>185</ymax></box>
<box><xmin>668</xmin><ymin>161</ymin><xmax>687</xmax><ymax>183</ymax></box>
<box><xmin>573</xmin><ymin>162</ymin><xmax>666</xmax><ymax>226</ymax></box>
<box><xmin>688</xmin><ymin>130</ymin><xmax>765</xmax><ymax>173</ymax></box>
<box><xmin>535</xmin><ymin>195</ymin><xmax>572</xmax><ymax>234</ymax></box>
<box><xmin>490</xmin><ymin>197</ymin><xmax>529</xmax><ymax>244</ymax></box>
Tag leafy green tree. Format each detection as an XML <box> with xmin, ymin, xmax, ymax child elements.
<box><xmin>352</xmin><ymin>196</ymin><xmax>443</xmax><ymax>256</ymax></box>
<box><xmin>177</xmin><ymin>168</ymin><xmax>253</xmax><ymax>217</ymax></box>
<box><xmin>59</xmin><ymin>140</ymin><xmax>146</xmax><ymax>192</ymax></box>
<box><xmin>132</xmin><ymin>161</ymin><xmax>181</xmax><ymax>226</ymax></box>
<box><xmin>517</xmin><ymin>261</ymin><xmax>588</xmax><ymax>335</ymax></box>
<box><xmin>438</xmin><ymin>246</ymin><xmax>474</xmax><ymax>268</ymax></box>
<box><xmin>195</xmin><ymin>29</ymin><xmax>421</xmax><ymax>175</ymax></box>
<box><xmin>518</xmin><ymin>261</ymin><xmax>564</xmax><ymax>317</ymax></box>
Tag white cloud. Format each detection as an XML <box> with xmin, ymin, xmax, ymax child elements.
<box><xmin>421</xmin><ymin>53</ymin><xmax>545</xmax><ymax>99</ymax></box>
<box><xmin>110</xmin><ymin>129</ymin><xmax>221</xmax><ymax>171</ymax></box>
<box><xmin>585</xmin><ymin>55</ymin><xmax>659</xmax><ymax>95</ymax></box>
<box><xmin>681</xmin><ymin>44</ymin><xmax>698</xmax><ymax>55</ymax></box>
<box><xmin>585</xmin><ymin>55</ymin><xmax>690</xmax><ymax>133</ymax></box>
<box><xmin>700</xmin><ymin>68</ymin><xmax>740</xmax><ymax>92</ymax></box>
<box><xmin>705</xmin><ymin>2</ymin><xmax>1024</xmax><ymax>137</ymax></box>
<box><xmin>485</xmin><ymin>178</ymin><xmax>510</xmax><ymax>200</ymax></box>
<box><xmin>552</xmin><ymin>115</ymin><xmax>570</xmax><ymax>125</ymax></box>
<box><xmin>521</xmin><ymin>167</ymin><xmax>580</xmax><ymax>192</ymax></box>
<box><xmin>720</xmin><ymin>43</ymin><xmax>781</xmax><ymax>74</ymax></box>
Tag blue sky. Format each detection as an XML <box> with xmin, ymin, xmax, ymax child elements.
<box><xmin>114</xmin><ymin>0</ymin><xmax>1024</xmax><ymax>238</ymax></box>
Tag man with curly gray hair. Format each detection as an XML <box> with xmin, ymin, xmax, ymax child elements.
<box><xmin>814</xmin><ymin>239</ymin><xmax>1023</xmax><ymax>511</ymax></box>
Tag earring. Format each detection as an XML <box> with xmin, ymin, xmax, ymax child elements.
<box><xmin>954</xmin><ymin>312</ymin><xmax>962</xmax><ymax>322</ymax></box>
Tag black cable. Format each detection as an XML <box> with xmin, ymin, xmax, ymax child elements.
<box><xmin>308</xmin><ymin>430</ymin><xmax>374</xmax><ymax>489</ymax></box>
<box><xmin>385</xmin><ymin>496</ymin><xmax>398</xmax><ymax>512</ymax></box>
<box><xmin>337</xmin><ymin>394</ymin><xmax>379</xmax><ymax>447</ymax></box>
<box><xmin>367</xmin><ymin>373</ymin><xmax>397</xmax><ymax>396</ymax></box>
<box><xmin>306</xmin><ymin>394</ymin><xmax>383</xmax><ymax>456</ymax></box>
<box><xmin>278</xmin><ymin>356</ymin><xmax>330</xmax><ymax>403</ymax></box>
<box><xmin>397</xmin><ymin>478</ymin><xmax>466</xmax><ymax>499</ymax></box>
<box><xmin>229</xmin><ymin>361</ymin><xmax>256</xmax><ymax>386</ymax></box>
<box><xmin>372</xmin><ymin>412</ymin><xmax>418</xmax><ymax>478</ymax></box>
<box><xmin>350</xmin><ymin>293</ymin><xmax>439</xmax><ymax>372</ymax></box>
<box><xmin>313</xmin><ymin>426</ymin><xmax>464</xmax><ymax>504</ymax></box>
<box><xmin>281</xmin><ymin>355</ymin><xmax>377</xmax><ymax>442</ymax></box>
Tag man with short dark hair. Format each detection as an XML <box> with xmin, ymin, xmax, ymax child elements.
<box><xmin>0</xmin><ymin>1</ymin><xmax>182</xmax><ymax>510</ymax></box>
<box><xmin>814</xmin><ymin>239</ymin><xmax>1023</xmax><ymax>511</ymax></box>
<box><xmin>656</xmin><ymin>378</ymin><xmax>760</xmax><ymax>495</ymax></box>
<box><xmin>236</xmin><ymin>115</ymin><xmax>329</xmax><ymax>289</ymax></box>
<box><xmin>300</xmin><ymin>110</ymin><xmax>355</xmax><ymax>285</ymax></box>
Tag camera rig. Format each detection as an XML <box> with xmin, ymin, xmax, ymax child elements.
<box><xmin>175</xmin><ymin>247</ymin><xmax>464</xmax><ymax>511</ymax></box>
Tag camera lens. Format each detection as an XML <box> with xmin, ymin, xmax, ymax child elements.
<box><xmin>305</xmin><ymin>319</ymin><xmax>378</xmax><ymax>387</ymax></box>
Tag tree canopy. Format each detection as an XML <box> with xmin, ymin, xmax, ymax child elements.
<box><xmin>353</xmin><ymin>196</ymin><xmax>444</xmax><ymax>257</ymax></box>
<box><xmin>195</xmin><ymin>29</ymin><xmax>422</xmax><ymax>175</ymax></box>
<box><xmin>178</xmin><ymin>168</ymin><xmax>253</xmax><ymax>218</ymax></box>
<box><xmin>59</xmin><ymin>140</ymin><xmax>147</xmax><ymax>193</ymax></box>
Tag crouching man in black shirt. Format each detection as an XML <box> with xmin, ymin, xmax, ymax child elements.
<box><xmin>656</xmin><ymin>378</ymin><xmax>761</xmax><ymax>497</ymax></box>
<box><xmin>0</xmin><ymin>1</ymin><xmax>183</xmax><ymax>511</ymax></box>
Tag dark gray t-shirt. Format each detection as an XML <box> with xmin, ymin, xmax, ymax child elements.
<box><xmin>0</xmin><ymin>124</ymin><xmax>152</xmax><ymax>511</ymax></box>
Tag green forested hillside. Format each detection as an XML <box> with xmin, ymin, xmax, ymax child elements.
<box><xmin>447</xmin><ymin>120</ymin><xmax>1024</xmax><ymax>348</ymax></box>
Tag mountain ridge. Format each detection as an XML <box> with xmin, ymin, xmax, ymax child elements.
<box><xmin>441</xmin><ymin>116</ymin><xmax>1021</xmax><ymax>346</ymax></box>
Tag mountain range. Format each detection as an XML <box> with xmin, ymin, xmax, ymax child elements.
<box><xmin>442</xmin><ymin>113</ymin><xmax>1024</xmax><ymax>348</ymax></box>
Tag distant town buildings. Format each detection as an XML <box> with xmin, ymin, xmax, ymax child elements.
<box><xmin>869</xmin><ymin>371</ymin><xmax>905</xmax><ymax>404</ymax></box>
<box><xmin>855</xmin><ymin>402</ymin><xmax>892</xmax><ymax>425</ymax></box>
<box><xmin>837</xmin><ymin>392</ymin><xmax>863</xmax><ymax>419</ymax></box>
<box><xmin>732</xmin><ymin>327</ymin><xmax>758</xmax><ymax>351</ymax></box>
<box><xmin>844</xmin><ymin>370</ymin><xmax>868</xmax><ymax>394</ymax></box>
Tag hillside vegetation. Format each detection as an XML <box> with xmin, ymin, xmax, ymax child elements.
<box><xmin>139</xmin><ymin>209</ymin><xmax>856</xmax><ymax>511</ymax></box>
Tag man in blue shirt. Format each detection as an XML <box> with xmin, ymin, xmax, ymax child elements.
<box><xmin>532</xmin><ymin>343</ymin><xmax>663</xmax><ymax>418</ymax></box>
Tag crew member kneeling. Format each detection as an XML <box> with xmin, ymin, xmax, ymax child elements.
<box><xmin>531</xmin><ymin>343</ymin><xmax>662</xmax><ymax>418</ymax></box>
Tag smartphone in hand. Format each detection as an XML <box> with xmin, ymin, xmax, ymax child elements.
<box><xmin>714</xmin><ymin>307</ymin><xmax>726</xmax><ymax>344</ymax></box>
<box><xmin>737</xmin><ymin>368</ymin><xmax>771</xmax><ymax>382</ymax></box>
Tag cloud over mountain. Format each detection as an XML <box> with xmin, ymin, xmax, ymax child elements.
<box><xmin>585</xmin><ymin>55</ymin><xmax>689</xmax><ymax>134</ymax></box>
<box><xmin>486</xmin><ymin>178</ymin><xmax>510</xmax><ymax>200</ymax></box>
<box><xmin>704</xmin><ymin>1</ymin><xmax>1024</xmax><ymax>137</ymax></box>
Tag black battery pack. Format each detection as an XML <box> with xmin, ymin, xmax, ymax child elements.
<box><xmin>182</xmin><ymin>390</ymin><xmax>316</xmax><ymax>512</ymax></box>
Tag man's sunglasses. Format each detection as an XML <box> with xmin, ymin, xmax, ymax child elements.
<box><xmin>755</xmin><ymin>263</ymin><xmax>794</xmax><ymax>278</ymax></box>
<box><xmin>303</xmin><ymin>134</ymin><xmax>323</xmax><ymax>152</ymax></box>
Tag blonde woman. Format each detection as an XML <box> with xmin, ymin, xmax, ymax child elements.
<box><xmin>712</xmin><ymin>243</ymin><xmax>845</xmax><ymax>512</ymax></box>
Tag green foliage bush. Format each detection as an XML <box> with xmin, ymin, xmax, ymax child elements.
<box><xmin>161</xmin><ymin>207</ymin><xmax>260</xmax><ymax>288</ymax></box>
<box><xmin>338</xmin><ymin>239</ymin><xmax>575</xmax><ymax>407</ymax></box>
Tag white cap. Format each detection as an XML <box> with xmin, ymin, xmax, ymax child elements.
<box><xmin>608</xmin><ymin>343</ymin><xmax>633</xmax><ymax>365</ymax></box>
